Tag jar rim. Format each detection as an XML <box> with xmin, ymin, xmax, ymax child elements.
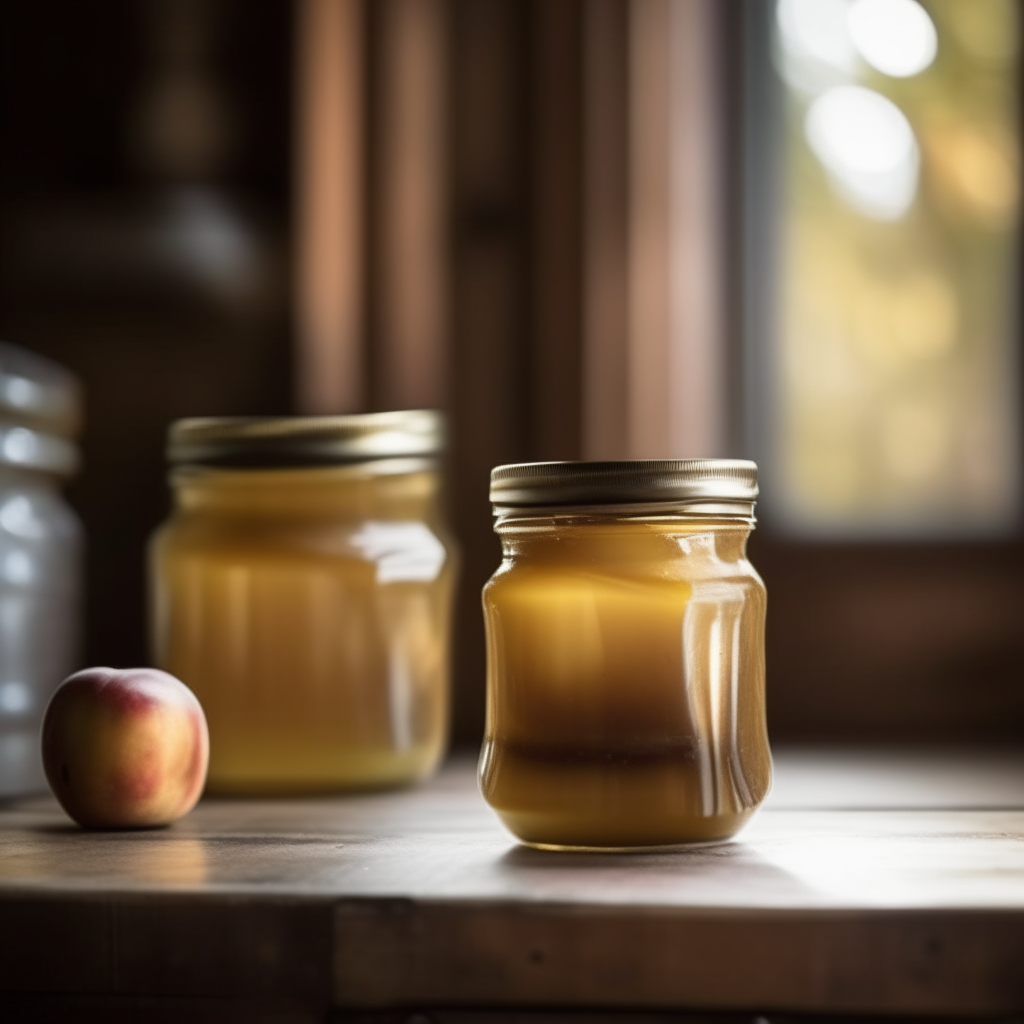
<box><xmin>493</xmin><ymin>499</ymin><xmax>756</xmax><ymax>527</ymax></box>
<box><xmin>490</xmin><ymin>459</ymin><xmax>757</xmax><ymax>508</ymax></box>
<box><xmin>169</xmin><ymin>456</ymin><xmax>439</xmax><ymax>485</ymax></box>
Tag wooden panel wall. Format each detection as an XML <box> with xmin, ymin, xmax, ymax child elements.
<box><xmin>0</xmin><ymin>0</ymin><xmax>294</xmax><ymax>673</ymax></box>
<box><xmin>294</xmin><ymin>0</ymin><xmax>365</xmax><ymax>413</ymax></box>
<box><xmin>9</xmin><ymin>1</ymin><xmax>1019</xmax><ymax>747</ymax></box>
<box><xmin>292</xmin><ymin>0</ymin><xmax>731</xmax><ymax>744</ymax></box>
<box><xmin>447</xmin><ymin>0</ymin><xmax>534</xmax><ymax>743</ymax></box>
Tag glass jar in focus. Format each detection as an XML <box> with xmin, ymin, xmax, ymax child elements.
<box><xmin>150</xmin><ymin>412</ymin><xmax>455</xmax><ymax>794</ymax></box>
<box><xmin>480</xmin><ymin>460</ymin><xmax>771</xmax><ymax>850</ymax></box>
<box><xmin>0</xmin><ymin>343</ymin><xmax>81</xmax><ymax>797</ymax></box>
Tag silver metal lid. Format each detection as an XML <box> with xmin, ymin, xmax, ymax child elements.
<box><xmin>168</xmin><ymin>410</ymin><xmax>445</xmax><ymax>468</ymax></box>
<box><xmin>0</xmin><ymin>342</ymin><xmax>80</xmax><ymax>475</ymax></box>
<box><xmin>0</xmin><ymin>341</ymin><xmax>80</xmax><ymax>435</ymax></box>
<box><xmin>0</xmin><ymin>424</ymin><xmax>79</xmax><ymax>476</ymax></box>
<box><xmin>490</xmin><ymin>459</ymin><xmax>758</xmax><ymax>507</ymax></box>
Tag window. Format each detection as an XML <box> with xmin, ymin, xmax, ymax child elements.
<box><xmin>759</xmin><ymin>0</ymin><xmax>1020</xmax><ymax>537</ymax></box>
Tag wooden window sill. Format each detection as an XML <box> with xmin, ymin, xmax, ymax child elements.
<box><xmin>1</xmin><ymin>748</ymin><xmax>1023</xmax><ymax>1020</ymax></box>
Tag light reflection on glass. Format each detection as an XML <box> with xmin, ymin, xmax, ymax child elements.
<box><xmin>0</xmin><ymin>681</ymin><xmax>31</xmax><ymax>715</ymax></box>
<box><xmin>0</xmin><ymin>496</ymin><xmax>45</xmax><ymax>540</ymax></box>
<box><xmin>349</xmin><ymin>521</ymin><xmax>448</xmax><ymax>584</ymax></box>
<box><xmin>1</xmin><ymin>551</ymin><xmax>33</xmax><ymax>586</ymax></box>
<box><xmin>771</xmin><ymin>0</ymin><xmax>1020</xmax><ymax>534</ymax></box>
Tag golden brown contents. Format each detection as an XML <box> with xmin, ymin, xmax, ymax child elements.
<box><xmin>480</xmin><ymin>516</ymin><xmax>770</xmax><ymax>848</ymax></box>
<box><xmin>151</xmin><ymin>465</ymin><xmax>454</xmax><ymax>794</ymax></box>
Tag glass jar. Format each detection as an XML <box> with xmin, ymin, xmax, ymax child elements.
<box><xmin>150</xmin><ymin>412</ymin><xmax>456</xmax><ymax>794</ymax></box>
<box><xmin>0</xmin><ymin>342</ymin><xmax>82</xmax><ymax>797</ymax></box>
<box><xmin>480</xmin><ymin>460</ymin><xmax>770</xmax><ymax>850</ymax></box>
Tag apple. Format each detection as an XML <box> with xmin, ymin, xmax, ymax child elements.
<box><xmin>41</xmin><ymin>667</ymin><xmax>209</xmax><ymax>829</ymax></box>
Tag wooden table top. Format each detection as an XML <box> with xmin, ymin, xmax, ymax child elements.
<box><xmin>2</xmin><ymin>748</ymin><xmax>1024</xmax><ymax>1022</ymax></box>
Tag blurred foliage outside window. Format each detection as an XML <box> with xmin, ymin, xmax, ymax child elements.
<box><xmin>771</xmin><ymin>0</ymin><xmax>1020</xmax><ymax>536</ymax></box>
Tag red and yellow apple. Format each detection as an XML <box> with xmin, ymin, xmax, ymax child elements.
<box><xmin>41</xmin><ymin>667</ymin><xmax>209</xmax><ymax>828</ymax></box>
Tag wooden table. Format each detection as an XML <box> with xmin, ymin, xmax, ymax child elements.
<box><xmin>2</xmin><ymin>749</ymin><xmax>1024</xmax><ymax>1022</ymax></box>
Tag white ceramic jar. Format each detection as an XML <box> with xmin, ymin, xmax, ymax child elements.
<box><xmin>0</xmin><ymin>342</ymin><xmax>81</xmax><ymax>796</ymax></box>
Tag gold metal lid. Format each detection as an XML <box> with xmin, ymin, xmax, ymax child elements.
<box><xmin>168</xmin><ymin>410</ymin><xmax>444</xmax><ymax>468</ymax></box>
<box><xmin>490</xmin><ymin>459</ymin><xmax>758</xmax><ymax>507</ymax></box>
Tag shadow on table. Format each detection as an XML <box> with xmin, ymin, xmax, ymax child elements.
<box><xmin>494</xmin><ymin>839</ymin><xmax>819</xmax><ymax>904</ymax></box>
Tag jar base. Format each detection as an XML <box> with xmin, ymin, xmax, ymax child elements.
<box><xmin>516</xmin><ymin>836</ymin><xmax>735</xmax><ymax>853</ymax></box>
<box><xmin>204</xmin><ymin>740</ymin><xmax>445</xmax><ymax>796</ymax></box>
<box><xmin>494</xmin><ymin>807</ymin><xmax>755</xmax><ymax>851</ymax></box>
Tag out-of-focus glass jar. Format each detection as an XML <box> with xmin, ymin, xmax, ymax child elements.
<box><xmin>480</xmin><ymin>460</ymin><xmax>770</xmax><ymax>850</ymax></box>
<box><xmin>150</xmin><ymin>412</ymin><xmax>456</xmax><ymax>794</ymax></box>
<box><xmin>0</xmin><ymin>342</ymin><xmax>81</xmax><ymax>797</ymax></box>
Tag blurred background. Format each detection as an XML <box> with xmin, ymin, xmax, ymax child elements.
<box><xmin>1</xmin><ymin>0</ymin><xmax>1021</xmax><ymax>748</ymax></box>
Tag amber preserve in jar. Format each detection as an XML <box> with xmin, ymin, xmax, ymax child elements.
<box><xmin>479</xmin><ymin>460</ymin><xmax>770</xmax><ymax>849</ymax></box>
<box><xmin>150</xmin><ymin>412</ymin><xmax>456</xmax><ymax>793</ymax></box>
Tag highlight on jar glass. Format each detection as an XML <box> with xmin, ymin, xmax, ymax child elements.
<box><xmin>479</xmin><ymin>460</ymin><xmax>771</xmax><ymax>850</ymax></box>
<box><xmin>150</xmin><ymin>411</ymin><xmax>456</xmax><ymax>794</ymax></box>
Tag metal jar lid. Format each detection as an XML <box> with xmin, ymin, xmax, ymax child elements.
<box><xmin>167</xmin><ymin>410</ymin><xmax>445</xmax><ymax>468</ymax></box>
<box><xmin>0</xmin><ymin>342</ymin><xmax>80</xmax><ymax>475</ymax></box>
<box><xmin>490</xmin><ymin>459</ymin><xmax>758</xmax><ymax>507</ymax></box>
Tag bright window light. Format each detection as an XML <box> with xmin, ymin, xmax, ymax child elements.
<box><xmin>848</xmin><ymin>0</ymin><xmax>938</xmax><ymax>78</ymax></box>
<box><xmin>805</xmin><ymin>85</ymin><xmax>919</xmax><ymax>220</ymax></box>
<box><xmin>767</xmin><ymin>0</ymin><xmax>1021</xmax><ymax>536</ymax></box>
<box><xmin>778</xmin><ymin>0</ymin><xmax>858</xmax><ymax>72</ymax></box>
